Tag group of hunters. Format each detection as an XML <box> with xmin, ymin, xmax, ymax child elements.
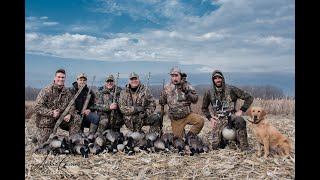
<box><xmin>33</xmin><ymin>66</ymin><xmax>254</xmax><ymax>152</ymax></box>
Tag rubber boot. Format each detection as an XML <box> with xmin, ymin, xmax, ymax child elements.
<box><xmin>236</xmin><ymin>128</ymin><xmax>249</xmax><ymax>151</ymax></box>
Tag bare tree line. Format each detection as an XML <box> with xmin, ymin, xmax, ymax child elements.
<box><xmin>26</xmin><ymin>84</ymin><xmax>288</xmax><ymax>101</ymax></box>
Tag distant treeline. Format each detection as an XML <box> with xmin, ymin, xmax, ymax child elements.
<box><xmin>26</xmin><ymin>84</ymin><xmax>289</xmax><ymax>101</ymax></box>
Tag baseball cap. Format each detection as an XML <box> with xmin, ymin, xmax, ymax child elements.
<box><xmin>105</xmin><ymin>75</ymin><xmax>115</xmax><ymax>82</ymax></box>
<box><xmin>169</xmin><ymin>66</ymin><xmax>181</xmax><ymax>75</ymax></box>
<box><xmin>77</xmin><ymin>73</ymin><xmax>87</xmax><ymax>80</ymax></box>
<box><xmin>129</xmin><ymin>72</ymin><xmax>139</xmax><ymax>79</ymax></box>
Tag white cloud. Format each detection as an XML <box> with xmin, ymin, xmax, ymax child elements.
<box><xmin>43</xmin><ymin>22</ymin><xmax>59</xmax><ymax>26</ymax></box>
<box><xmin>25</xmin><ymin>16</ymin><xmax>59</xmax><ymax>30</ymax></box>
<box><xmin>25</xmin><ymin>0</ymin><xmax>294</xmax><ymax>73</ymax></box>
<box><xmin>40</xmin><ymin>16</ymin><xmax>48</xmax><ymax>20</ymax></box>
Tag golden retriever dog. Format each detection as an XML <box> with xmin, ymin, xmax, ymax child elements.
<box><xmin>247</xmin><ymin>106</ymin><xmax>291</xmax><ymax>158</ymax></box>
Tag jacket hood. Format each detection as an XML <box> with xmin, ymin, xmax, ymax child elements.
<box><xmin>211</xmin><ymin>70</ymin><xmax>225</xmax><ymax>89</ymax></box>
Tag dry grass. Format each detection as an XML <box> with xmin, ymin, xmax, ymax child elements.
<box><xmin>25</xmin><ymin>99</ymin><xmax>295</xmax><ymax>179</ymax></box>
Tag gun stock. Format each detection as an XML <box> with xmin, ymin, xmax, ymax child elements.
<box><xmin>142</xmin><ymin>72</ymin><xmax>151</xmax><ymax>107</ymax></box>
<box><xmin>48</xmin><ymin>84</ymin><xmax>85</xmax><ymax>141</ymax></box>
<box><xmin>160</xmin><ymin>79</ymin><xmax>165</xmax><ymax>136</ymax></box>
<box><xmin>110</xmin><ymin>72</ymin><xmax>119</xmax><ymax>123</ymax></box>
<box><xmin>80</xmin><ymin>76</ymin><xmax>96</xmax><ymax>124</ymax></box>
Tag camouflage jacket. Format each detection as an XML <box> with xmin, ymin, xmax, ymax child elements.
<box><xmin>93</xmin><ymin>86</ymin><xmax>123</xmax><ymax>119</ymax></box>
<box><xmin>34</xmin><ymin>83</ymin><xmax>76</xmax><ymax>128</ymax></box>
<box><xmin>201</xmin><ymin>84</ymin><xmax>254</xmax><ymax>119</ymax></box>
<box><xmin>118</xmin><ymin>84</ymin><xmax>156</xmax><ymax>130</ymax></box>
<box><xmin>160</xmin><ymin>81</ymin><xmax>198</xmax><ymax>120</ymax></box>
<box><xmin>69</xmin><ymin>82</ymin><xmax>95</xmax><ymax>114</ymax></box>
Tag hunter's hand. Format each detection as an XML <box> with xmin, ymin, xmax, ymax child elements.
<box><xmin>53</xmin><ymin>109</ymin><xmax>60</xmax><ymax>118</ymax></box>
<box><xmin>210</xmin><ymin>116</ymin><xmax>219</xmax><ymax>129</ymax></box>
<box><xmin>83</xmin><ymin>109</ymin><xmax>91</xmax><ymax>116</ymax></box>
<box><xmin>181</xmin><ymin>82</ymin><xmax>189</xmax><ymax>94</ymax></box>
<box><xmin>64</xmin><ymin>114</ymin><xmax>71</xmax><ymax>122</ymax></box>
<box><xmin>235</xmin><ymin>110</ymin><xmax>243</xmax><ymax>116</ymax></box>
<box><xmin>110</xmin><ymin>103</ymin><xmax>118</xmax><ymax>110</ymax></box>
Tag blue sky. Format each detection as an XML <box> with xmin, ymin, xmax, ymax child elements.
<box><xmin>25</xmin><ymin>0</ymin><xmax>295</xmax><ymax>95</ymax></box>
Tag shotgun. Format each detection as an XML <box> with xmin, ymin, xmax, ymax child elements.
<box><xmin>47</xmin><ymin>85</ymin><xmax>85</xmax><ymax>142</ymax></box>
<box><xmin>159</xmin><ymin>79</ymin><xmax>165</xmax><ymax>136</ymax></box>
<box><xmin>110</xmin><ymin>72</ymin><xmax>119</xmax><ymax>124</ymax></box>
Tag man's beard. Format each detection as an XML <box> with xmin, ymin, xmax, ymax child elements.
<box><xmin>215</xmin><ymin>82</ymin><xmax>222</xmax><ymax>88</ymax></box>
<box><xmin>172</xmin><ymin>80</ymin><xmax>180</xmax><ymax>85</ymax></box>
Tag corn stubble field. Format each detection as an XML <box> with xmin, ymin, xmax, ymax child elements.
<box><xmin>25</xmin><ymin>98</ymin><xmax>295</xmax><ymax>179</ymax></box>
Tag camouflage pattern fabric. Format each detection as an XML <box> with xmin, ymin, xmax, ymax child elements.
<box><xmin>118</xmin><ymin>84</ymin><xmax>159</xmax><ymax>132</ymax></box>
<box><xmin>94</xmin><ymin>86</ymin><xmax>124</xmax><ymax>132</ymax></box>
<box><xmin>201</xmin><ymin>70</ymin><xmax>253</xmax><ymax>150</ymax></box>
<box><xmin>211</xmin><ymin>115</ymin><xmax>249</xmax><ymax>150</ymax></box>
<box><xmin>35</xmin><ymin>114</ymin><xmax>81</xmax><ymax>145</ymax></box>
<box><xmin>159</xmin><ymin>81</ymin><xmax>198</xmax><ymax>120</ymax></box>
<box><xmin>34</xmin><ymin>83</ymin><xmax>81</xmax><ymax>144</ymax></box>
<box><xmin>201</xmin><ymin>70</ymin><xmax>254</xmax><ymax>119</ymax></box>
<box><xmin>34</xmin><ymin>83</ymin><xmax>77</xmax><ymax>128</ymax></box>
<box><xmin>211</xmin><ymin>116</ymin><xmax>228</xmax><ymax>148</ymax></box>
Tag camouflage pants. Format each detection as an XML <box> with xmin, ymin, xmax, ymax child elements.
<box><xmin>97</xmin><ymin>115</ymin><xmax>124</xmax><ymax>133</ymax></box>
<box><xmin>170</xmin><ymin>112</ymin><xmax>204</xmax><ymax>138</ymax></box>
<box><xmin>125</xmin><ymin>113</ymin><xmax>161</xmax><ymax>133</ymax></box>
<box><xmin>212</xmin><ymin>116</ymin><xmax>248</xmax><ymax>150</ymax></box>
<box><xmin>35</xmin><ymin>114</ymin><xmax>81</xmax><ymax>145</ymax></box>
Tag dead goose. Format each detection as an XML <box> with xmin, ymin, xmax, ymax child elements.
<box><xmin>117</xmin><ymin>144</ymin><xmax>125</xmax><ymax>152</ymax></box>
<box><xmin>73</xmin><ymin>144</ymin><xmax>89</xmax><ymax>158</ymax></box>
<box><xmin>161</xmin><ymin>133</ymin><xmax>174</xmax><ymax>149</ymax></box>
<box><xmin>188</xmin><ymin>136</ymin><xmax>203</xmax><ymax>156</ymax></box>
<box><xmin>49</xmin><ymin>136</ymin><xmax>67</xmax><ymax>149</ymax></box>
<box><xmin>88</xmin><ymin>143</ymin><xmax>102</xmax><ymax>155</ymax></box>
<box><xmin>124</xmin><ymin>136</ymin><xmax>135</xmax><ymax>155</ymax></box>
<box><xmin>154</xmin><ymin>138</ymin><xmax>166</xmax><ymax>152</ymax></box>
<box><xmin>129</xmin><ymin>131</ymin><xmax>145</xmax><ymax>141</ymax></box>
<box><xmin>34</xmin><ymin>143</ymin><xmax>51</xmax><ymax>154</ymax></box>
<box><xmin>173</xmin><ymin>136</ymin><xmax>185</xmax><ymax>156</ymax></box>
<box><xmin>145</xmin><ymin>132</ymin><xmax>158</xmax><ymax>142</ymax></box>
<box><xmin>202</xmin><ymin>144</ymin><xmax>209</xmax><ymax>153</ymax></box>
<box><xmin>94</xmin><ymin>134</ymin><xmax>107</xmax><ymax>148</ymax></box>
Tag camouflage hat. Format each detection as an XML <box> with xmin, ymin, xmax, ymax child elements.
<box><xmin>129</xmin><ymin>72</ymin><xmax>139</xmax><ymax>79</ymax></box>
<box><xmin>77</xmin><ymin>73</ymin><xmax>87</xmax><ymax>80</ymax></box>
<box><xmin>105</xmin><ymin>74</ymin><xmax>115</xmax><ymax>82</ymax></box>
<box><xmin>212</xmin><ymin>72</ymin><xmax>223</xmax><ymax>78</ymax></box>
<box><xmin>169</xmin><ymin>66</ymin><xmax>181</xmax><ymax>75</ymax></box>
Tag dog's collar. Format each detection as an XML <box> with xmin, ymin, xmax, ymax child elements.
<box><xmin>252</xmin><ymin>118</ymin><xmax>263</xmax><ymax>124</ymax></box>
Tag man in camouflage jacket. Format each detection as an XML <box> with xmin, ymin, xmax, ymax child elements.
<box><xmin>93</xmin><ymin>74</ymin><xmax>124</xmax><ymax>133</ymax></box>
<box><xmin>159</xmin><ymin>66</ymin><xmax>204</xmax><ymax>138</ymax></box>
<box><xmin>33</xmin><ymin>69</ymin><xmax>81</xmax><ymax>145</ymax></box>
<box><xmin>69</xmin><ymin>73</ymin><xmax>100</xmax><ymax>135</ymax></box>
<box><xmin>201</xmin><ymin>70</ymin><xmax>254</xmax><ymax>151</ymax></box>
<box><xmin>118</xmin><ymin>72</ymin><xmax>161</xmax><ymax>134</ymax></box>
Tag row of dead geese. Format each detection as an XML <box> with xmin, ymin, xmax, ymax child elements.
<box><xmin>33</xmin><ymin>130</ymin><xmax>210</xmax><ymax>158</ymax></box>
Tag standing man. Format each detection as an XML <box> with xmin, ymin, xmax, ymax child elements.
<box><xmin>118</xmin><ymin>72</ymin><xmax>161</xmax><ymax>134</ymax></box>
<box><xmin>159</xmin><ymin>66</ymin><xmax>204</xmax><ymax>138</ymax></box>
<box><xmin>69</xmin><ymin>73</ymin><xmax>100</xmax><ymax>135</ymax></box>
<box><xmin>94</xmin><ymin>74</ymin><xmax>124</xmax><ymax>133</ymax></box>
<box><xmin>201</xmin><ymin>70</ymin><xmax>254</xmax><ymax>151</ymax></box>
<box><xmin>33</xmin><ymin>69</ymin><xmax>81</xmax><ymax>145</ymax></box>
